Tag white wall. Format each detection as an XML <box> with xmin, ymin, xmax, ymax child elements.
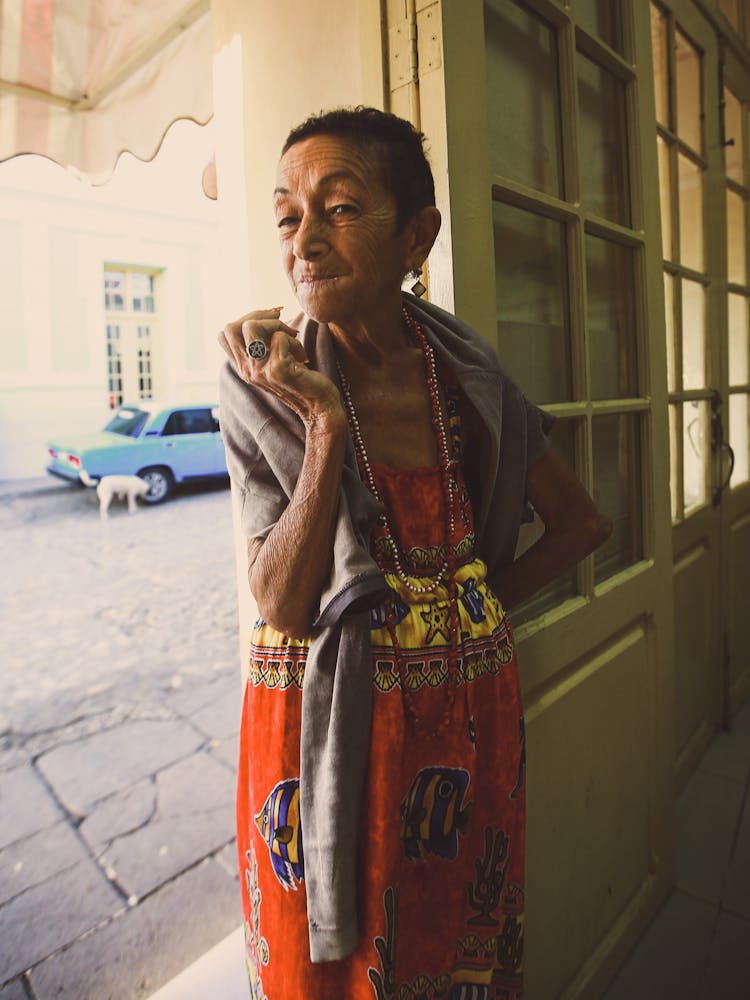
<box><xmin>0</xmin><ymin>120</ymin><xmax>222</xmax><ymax>479</ymax></box>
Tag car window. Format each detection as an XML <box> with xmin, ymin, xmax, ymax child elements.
<box><xmin>162</xmin><ymin>408</ymin><xmax>219</xmax><ymax>436</ymax></box>
<box><xmin>104</xmin><ymin>408</ymin><xmax>149</xmax><ymax>437</ymax></box>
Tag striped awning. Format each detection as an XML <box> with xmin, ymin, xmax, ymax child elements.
<box><xmin>0</xmin><ymin>0</ymin><xmax>213</xmax><ymax>182</ymax></box>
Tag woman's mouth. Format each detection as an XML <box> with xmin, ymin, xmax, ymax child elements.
<box><xmin>297</xmin><ymin>274</ymin><xmax>340</xmax><ymax>285</ymax></box>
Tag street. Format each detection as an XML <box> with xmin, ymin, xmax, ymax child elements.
<box><xmin>0</xmin><ymin>478</ymin><xmax>245</xmax><ymax>999</ymax></box>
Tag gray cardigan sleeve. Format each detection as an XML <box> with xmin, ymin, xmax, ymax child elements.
<box><xmin>218</xmin><ymin>359</ymin><xmax>300</xmax><ymax>544</ymax></box>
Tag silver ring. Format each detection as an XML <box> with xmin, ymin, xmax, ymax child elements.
<box><xmin>246</xmin><ymin>339</ymin><xmax>269</xmax><ymax>361</ymax></box>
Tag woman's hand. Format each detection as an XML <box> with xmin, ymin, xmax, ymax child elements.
<box><xmin>218</xmin><ymin>307</ymin><xmax>344</xmax><ymax>429</ymax></box>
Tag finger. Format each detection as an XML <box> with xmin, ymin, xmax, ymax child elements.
<box><xmin>218</xmin><ymin>326</ymin><xmax>253</xmax><ymax>382</ymax></box>
<box><xmin>271</xmin><ymin>330</ymin><xmax>307</xmax><ymax>363</ymax></box>
<box><xmin>234</xmin><ymin>306</ymin><xmax>283</xmax><ymax>326</ymax></box>
<box><xmin>219</xmin><ymin>307</ymin><xmax>285</xmax><ymax>354</ymax></box>
<box><xmin>241</xmin><ymin>318</ymin><xmax>299</xmax><ymax>341</ymax></box>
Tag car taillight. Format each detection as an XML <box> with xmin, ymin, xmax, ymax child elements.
<box><xmin>48</xmin><ymin>447</ymin><xmax>57</xmax><ymax>458</ymax></box>
<box><xmin>69</xmin><ymin>455</ymin><xmax>81</xmax><ymax>468</ymax></box>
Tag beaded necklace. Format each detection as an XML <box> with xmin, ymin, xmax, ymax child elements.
<box><xmin>336</xmin><ymin>307</ymin><xmax>460</xmax><ymax>739</ymax></box>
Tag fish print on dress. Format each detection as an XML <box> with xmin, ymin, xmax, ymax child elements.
<box><xmin>370</xmin><ymin>592</ymin><xmax>410</xmax><ymax>629</ymax></box>
<box><xmin>449</xmin><ymin>985</ymin><xmax>489</xmax><ymax>1000</ymax></box>
<box><xmin>255</xmin><ymin>778</ymin><xmax>304</xmax><ymax>889</ymax></box>
<box><xmin>400</xmin><ymin>766</ymin><xmax>472</xmax><ymax>861</ymax></box>
<box><xmin>460</xmin><ymin>578</ymin><xmax>486</xmax><ymax>624</ymax></box>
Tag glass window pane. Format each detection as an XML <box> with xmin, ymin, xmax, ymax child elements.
<box><xmin>681</xmin><ymin>279</ymin><xmax>706</xmax><ymax>389</ymax></box>
<box><xmin>493</xmin><ymin>201</ymin><xmax>572</xmax><ymax>403</ymax></box>
<box><xmin>675</xmin><ymin>29</ymin><xmax>702</xmax><ymax>154</ymax></box>
<box><xmin>573</xmin><ymin>0</ymin><xmax>623</xmax><ymax>54</ymax></box>
<box><xmin>727</xmin><ymin>189</ymin><xmax>746</xmax><ymax>285</ymax></box>
<box><xmin>104</xmin><ymin>271</ymin><xmax>125</xmax><ymax>311</ymax></box>
<box><xmin>729</xmin><ymin>393</ymin><xmax>749</xmax><ymax>485</ymax></box>
<box><xmin>664</xmin><ymin>273</ymin><xmax>676</xmax><ymax>391</ymax></box>
<box><xmin>577</xmin><ymin>53</ymin><xmax>630</xmax><ymax>225</ymax></box>
<box><xmin>512</xmin><ymin>420</ymin><xmax>578</xmax><ymax>623</ymax></box>
<box><xmin>669</xmin><ymin>404</ymin><xmax>680</xmax><ymax>521</ymax></box>
<box><xmin>484</xmin><ymin>0</ymin><xmax>563</xmax><ymax>197</ymax></box>
<box><xmin>729</xmin><ymin>294</ymin><xmax>749</xmax><ymax>386</ymax></box>
<box><xmin>131</xmin><ymin>273</ymin><xmax>155</xmax><ymax>313</ymax></box>
<box><xmin>724</xmin><ymin>88</ymin><xmax>743</xmax><ymax>184</ymax></box>
<box><xmin>650</xmin><ymin>4</ymin><xmax>669</xmax><ymax>127</ymax></box>
<box><xmin>586</xmin><ymin>235</ymin><xmax>637</xmax><ymax>399</ymax></box>
<box><xmin>683</xmin><ymin>399</ymin><xmax>709</xmax><ymax>511</ymax></box>
<box><xmin>657</xmin><ymin>136</ymin><xmax>673</xmax><ymax>261</ymax></box>
<box><xmin>593</xmin><ymin>414</ymin><xmax>643</xmax><ymax>583</ymax></box>
<box><xmin>678</xmin><ymin>154</ymin><xmax>704</xmax><ymax>272</ymax></box>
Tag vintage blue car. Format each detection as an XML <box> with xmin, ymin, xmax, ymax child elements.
<box><xmin>46</xmin><ymin>402</ymin><xmax>228</xmax><ymax>503</ymax></box>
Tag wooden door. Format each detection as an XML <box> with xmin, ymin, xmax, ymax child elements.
<box><xmin>651</xmin><ymin>0</ymin><xmax>750</xmax><ymax>779</ymax></box>
<box><xmin>651</xmin><ymin>1</ymin><xmax>723</xmax><ymax>788</ymax></box>
<box><xmin>386</xmin><ymin>2</ymin><xmax>676</xmax><ymax>996</ymax></box>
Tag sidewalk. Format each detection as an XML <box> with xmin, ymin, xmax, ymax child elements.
<box><xmin>0</xmin><ymin>478</ymin><xmax>243</xmax><ymax>999</ymax></box>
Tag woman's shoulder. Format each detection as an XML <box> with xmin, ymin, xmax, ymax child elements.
<box><xmin>404</xmin><ymin>293</ymin><xmax>500</xmax><ymax>373</ymax></box>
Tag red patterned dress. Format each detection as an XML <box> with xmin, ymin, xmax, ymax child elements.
<box><xmin>236</xmin><ymin>374</ymin><xmax>526</xmax><ymax>1000</ymax></box>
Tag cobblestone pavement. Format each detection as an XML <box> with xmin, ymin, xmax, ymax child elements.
<box><xmin>0</xmin><ymin>478</ymin><xmax>245</xmax><ymax>1000</ymax></box>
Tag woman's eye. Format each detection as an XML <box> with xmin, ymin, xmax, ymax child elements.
<box><xmin>330</xmin><ymin>204</ymin><xmax>356</xmax><ymax>217</ymax></box>
<box><xmin>277</xmin><ymin>216</ymin><xmax>298</xmax><ymax>229</ymax></box>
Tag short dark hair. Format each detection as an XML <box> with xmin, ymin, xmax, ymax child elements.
<box><xmin>282</xmin><ymin>106</ymin><xmax>436</xmax><ymax>231</ymax></box>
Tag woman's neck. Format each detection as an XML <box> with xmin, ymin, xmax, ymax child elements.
<box><xmin>329</xmin><ymin>295</ymin><xmax>412</xmax><ymax>372</ymax></box>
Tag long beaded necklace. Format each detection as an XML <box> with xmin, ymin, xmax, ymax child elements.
<box><xmin>336</xmin><ymin>307</ymin><xmax>460</xmax><ymax>739</ymax></box>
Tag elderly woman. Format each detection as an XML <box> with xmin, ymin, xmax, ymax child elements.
<box><xmin>218</xmin><ymin>107</ymin><xmax>611</xmax><ymax>1000</ymax></box>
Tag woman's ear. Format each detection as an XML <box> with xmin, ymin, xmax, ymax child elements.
<box><xmin>407</xmin><ymin>205</ymin><xmax>442</xmax><ymax>269</ymax></box>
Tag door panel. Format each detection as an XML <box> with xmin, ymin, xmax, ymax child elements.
<box><xmin>525</xmin><ymin>622</ymin><xmax>653</xmax><ymax>998</ymax></box>
<box><xmin>673</xmin><ymin>535</ymin><xmax>717</xmax><ymax>761</ymax></box>
<box><xmin>651</xmin><ymin>0</ymin><xmax>723</xmax><ymax>784</ymax></box>
<box><xmin>654</xmin><ymin>0</ymin><xmax>750</xmax><ymax>733</ymax></box>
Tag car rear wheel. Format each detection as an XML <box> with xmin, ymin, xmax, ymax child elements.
<box><xmin>138</xmin><ymin>466</ymin><xmax>174</xmax><ymax>504</ymax></box>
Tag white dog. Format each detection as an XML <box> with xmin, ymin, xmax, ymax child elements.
<box><xmin>80</xmin><ymin>470</ymin><xmax>150</xmax><ymax>519</ymax></box>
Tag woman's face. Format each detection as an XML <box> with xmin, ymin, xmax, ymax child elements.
<box><xmin>274</xmin><ymin>135</ymin><xmax>415</xmax><ymax>325</ymax></box>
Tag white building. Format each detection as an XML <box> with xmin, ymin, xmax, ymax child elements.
<box><xmin>0</xmin><ymin>120</ymin><xmax>222</xmax><ymax>479</ymax></box>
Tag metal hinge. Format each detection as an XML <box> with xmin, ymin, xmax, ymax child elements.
<box><xmin>416</xmin><ymin>2</ymin><xmax>442</xmax><ymax>77</ymax></box>
<box><xmin>389</xmin><ymin>15</ymin><xmax>418</xmax><ymax>92</ymax></box>
<box><xmin>388</xmin><ymin>1</ymin><xmax>442</xmax><ymax>94</ymax></box>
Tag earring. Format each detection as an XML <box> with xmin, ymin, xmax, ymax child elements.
<box><xmin>410</xmin><ymin>266</ymin><xmax>426</xmax><ymax>298</ymax></box>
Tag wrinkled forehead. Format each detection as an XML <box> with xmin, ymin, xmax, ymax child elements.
<box><xmin>274</xmin><ymin>134</ymin><xmax>387</xmax><ymax>198</ymax></box>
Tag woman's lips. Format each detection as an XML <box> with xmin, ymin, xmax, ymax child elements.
<box><xmin>297</xmin><ymin>274</ymin><xmax>339</xmax><ymax>284</ymax></box>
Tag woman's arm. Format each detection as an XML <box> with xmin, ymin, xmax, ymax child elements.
<box><xmin>249</xmin><ymin>412</ymin><xmax>346</xmax><ymax>638</ymax></box>
<box><xmin>219</xmin><ymin>309</ymin><xmax>347</xmax><ymax>639</ymax></box>
<box><xmin>489</xmin><ymin>448</ymin><xmax>613</xmax><ymax>609</ymax></box>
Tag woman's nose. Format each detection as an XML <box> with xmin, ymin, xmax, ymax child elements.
<box><xmin>293</xmin><ymin>214</ymin><xmax>327</xmax><ymax>259</ymax></box>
